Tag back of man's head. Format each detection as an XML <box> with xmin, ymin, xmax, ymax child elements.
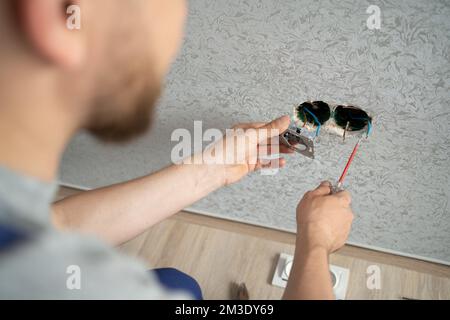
<box><xmin>0</xmin><ymin>0</ymin><xmax>186</xmax><ymax>142</ymax></box>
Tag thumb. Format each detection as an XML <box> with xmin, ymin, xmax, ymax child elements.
<box><xmin>311</xmin><ymin>181</ymin><xmax>332</xmax><ymax>196</ymax></box>
<box><xmin>257</xmin><ymin>115</ymin><xmax>290</xmax><ymax>142</ymax></box>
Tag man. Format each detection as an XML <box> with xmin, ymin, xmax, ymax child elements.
<box><xmin>0</xmin><ymin>0</ymin><xmax>353</xmax><ymax>299</ymax></box>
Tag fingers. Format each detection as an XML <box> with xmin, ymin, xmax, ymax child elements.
<box><xmin>310</xmin><ymin>181</ymin><xmax>332</xmax><ymax>196</ymax></box>
<box><xmin>258</xmin><ymin>144</ymin><xmax>295</xmax><ymax>155</ymax></box>
<box><xmin>255</xmin><ymin>157</ymin><xmax>286</xmax><ymax>170</ymax></box>
<box><xmin>261</xmin><ymin>115</ymin><xmax>290</xmax><ymax>134</ymax></box>
<box><xmin>334</xmin><ymin>190</ymin><xmax>352</xmax><ymax>207</ymax></box>
<box><xmin>257</xmin><ymin>115</ymin><xmax>290</xmax><ymax>142</ymax></box>
<box><xmin>308</xmin><ymin>182</ymin><xmax>352</xmax><ymax>207</ymax></box>
<box><xmin>233</xmin><ymin>115</ymin><xmax>290</xmax><ymax>133</ymax></box>
<box><xmin>231</xmin><ymin>116</ymin><xmax>290</xmax><ymax>144</ymax></box>
<box><xmin>232</xmin><ymin>122</ymin><xmax>267</xmax><ymax>130</ymax></box>
<box><xmin>280</xmin><ymin>145</ymin><xmax>295</xmax><ymax>154</ymax></box>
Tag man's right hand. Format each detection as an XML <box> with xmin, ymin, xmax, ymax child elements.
<box><xmin>283</xmin><ymin>181</ymin><xmax>353</xmax><ymax>300</ymax></box>
<box><xmin>296</xmin><ymin>181</ymin><xmax>354</xmax><ymax>254</ymax></box>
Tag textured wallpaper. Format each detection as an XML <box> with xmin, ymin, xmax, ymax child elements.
<box><xmin>60</xmin><ymin>0</ymin><xmax>450</xmax><ymax>264</ymax></box>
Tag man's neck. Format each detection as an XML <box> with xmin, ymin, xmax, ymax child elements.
<box><xmin>0</xmin><ymin>44</ymin><xmax>85</xmax><ymax>183</ymax></box>
<box><xmin>0</xmin><ymin>106</ymin><xmax>77</xmax><ymax>183</ymax></box>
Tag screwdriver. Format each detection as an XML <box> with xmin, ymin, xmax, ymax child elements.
<box><xmin>333</xmin><ymin>138</ymin><xmax>363</xmax><ymax>192</ymax></box>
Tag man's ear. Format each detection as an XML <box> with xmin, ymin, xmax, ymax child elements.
<box><xmin>16</xmin><ymin>0</ymin><xmax>85</xmax><ymax>69</ymax></box>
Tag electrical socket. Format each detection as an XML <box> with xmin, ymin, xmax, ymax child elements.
<box><xmin>271</xmin><ymin>253</ymin><xmax>350</xmax><ymax>300</ymax></box>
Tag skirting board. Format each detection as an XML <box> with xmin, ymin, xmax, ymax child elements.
<box><xmin>58</xmin><ymin>181</ymin><xmax>450</xmax><ymax>267</ymax></box>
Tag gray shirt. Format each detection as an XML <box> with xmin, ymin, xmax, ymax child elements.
<box><xmin>0</xmin><ymin>166</ymin><xmax>189</xmax><ymax>299</ymax></box>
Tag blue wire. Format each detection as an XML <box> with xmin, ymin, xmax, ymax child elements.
<box><xmin>366</xmin><ymin>120</ymin><xmax>373</xmax><ymax>137</ymax></box>
<box><xmin>303</xmin><ymin>107</ymin><xmax>321</xmax><ymax>137</ymax></box>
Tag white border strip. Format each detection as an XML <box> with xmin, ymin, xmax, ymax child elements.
<box><xmin>58</xmin><ymin>181</ymin><xmax>450</xmax><ymax>267</ymax></box>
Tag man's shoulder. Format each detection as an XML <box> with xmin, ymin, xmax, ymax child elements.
<box><xmin>0</xmin><ymin>222</ymin><xmax>178</xmax><ymax>299</ymax></box>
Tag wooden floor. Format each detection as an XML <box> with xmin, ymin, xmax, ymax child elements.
<box><xmin>57</xmin><ymin>187</ymin><xmax>450</xmax><ymax>300</ymax></box>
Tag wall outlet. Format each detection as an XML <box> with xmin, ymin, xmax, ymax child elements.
<box><xmin>272</xmin><ymin>253</ymin><xmax>350</xmax><ymax>300</ymax></box>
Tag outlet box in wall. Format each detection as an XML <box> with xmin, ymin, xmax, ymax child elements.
<box><xmin>272</xmin><ymin>253</ymin><xmax>350</xmax><ymax>300</ymax></box>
